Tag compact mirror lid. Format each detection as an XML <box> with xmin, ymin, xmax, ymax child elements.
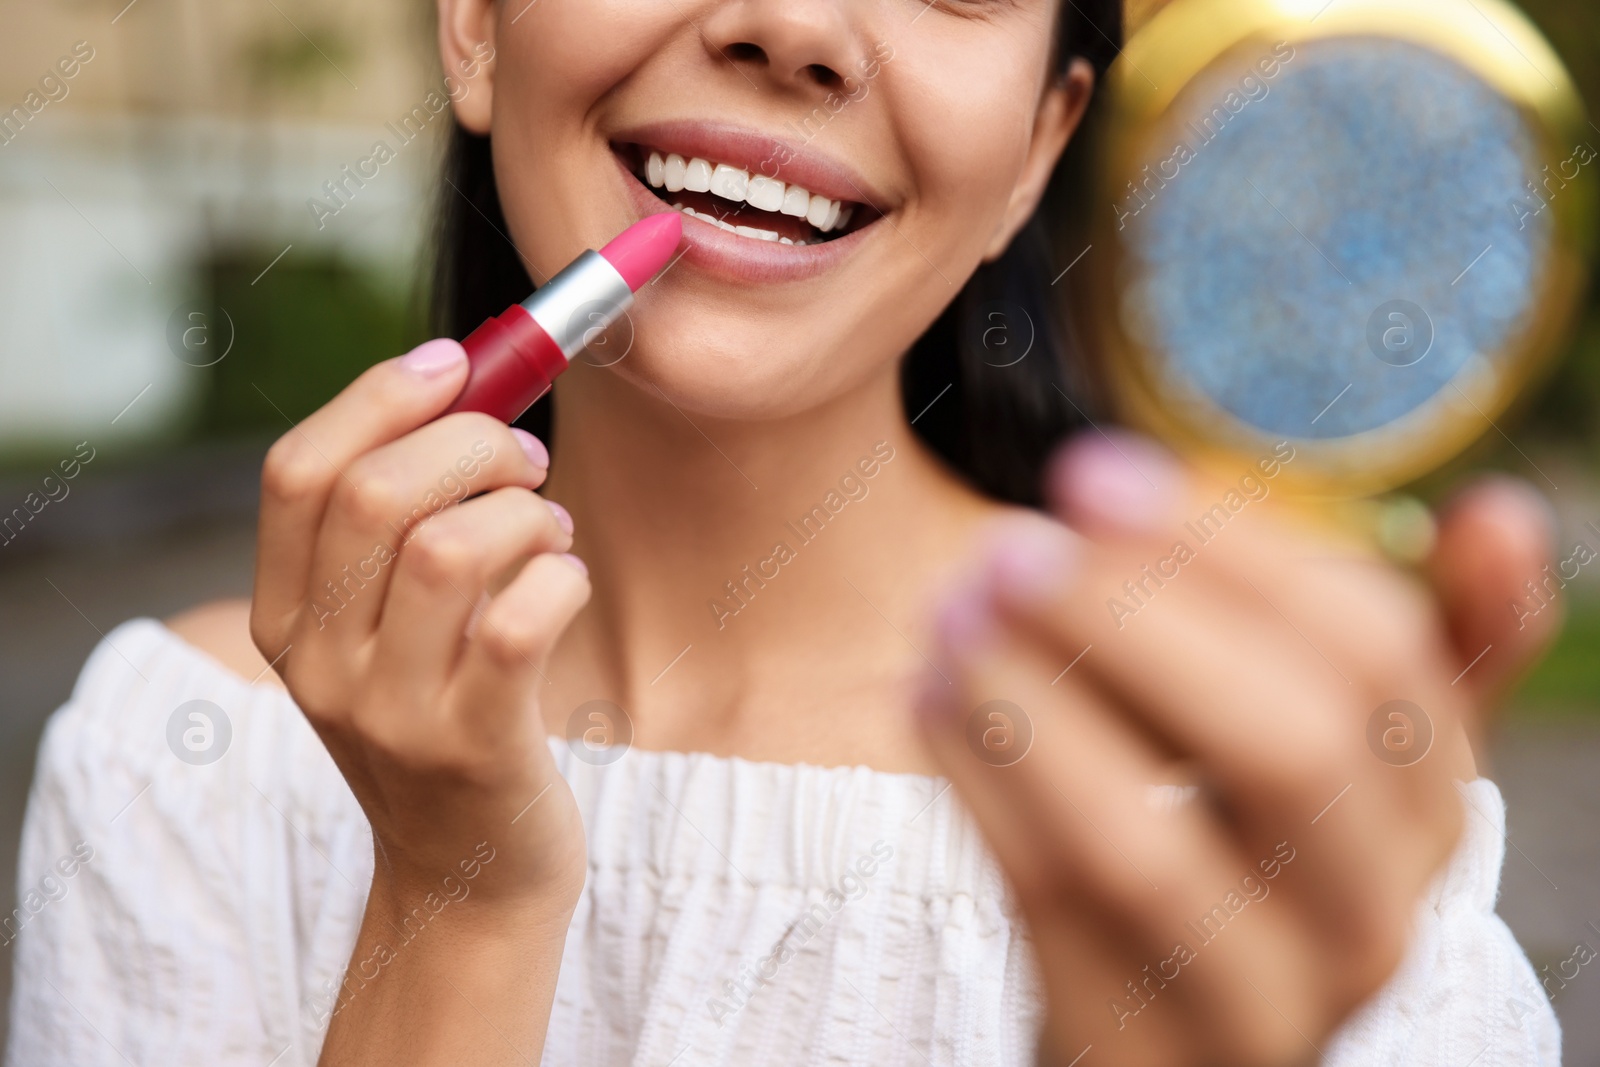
<box><xmin>1090</xmin><ymin>0</ymin><xmax>1595</xmax><ymax>495</ymax></box>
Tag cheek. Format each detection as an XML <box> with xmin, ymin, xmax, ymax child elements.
<box><xmin>498</xmin><ymin>2</ymin><xmax>665</xmax><ymax>104</ymax></box>
<box><xmin>489</xmin><ymin>14</ymin><xmax>617</xmax><ymax>161</ymax></box>
<box><xmin>486</xmin><ymin>5</ymin><xmax>682</xmax><ymax>270</ymax></box>
<box><xmin>885</xmin><ymin>61</ymin><xmax>1041</xmax><ymax>262</ymax></box>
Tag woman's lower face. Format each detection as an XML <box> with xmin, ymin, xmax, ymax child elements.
<box><xmin>441</xmin><ymin>0</ymin><xmax>1066</xmax><ymax>419</ymax></box>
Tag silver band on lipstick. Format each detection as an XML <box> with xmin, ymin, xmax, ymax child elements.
<box><xmin>521</xmin><ymin>250</ymin><xmax>635</xmax><ymax>361</ymax></box>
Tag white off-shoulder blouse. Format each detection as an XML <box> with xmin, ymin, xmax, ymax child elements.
<box><xmin>5</xmin><ymin>620</ymin><xmax>1560</xmax><ymax>1065</ymax></box>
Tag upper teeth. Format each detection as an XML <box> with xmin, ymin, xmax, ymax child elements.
<box><xmin>644</xmin><ymin>150</ymin><xmax>853</xmax><ymax>234</ymax></box>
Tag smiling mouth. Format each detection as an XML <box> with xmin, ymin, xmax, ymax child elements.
<box><xmin>615</xmin><ymin>143</ymin><xmax>874</xmax><ymax>247</ymax></box>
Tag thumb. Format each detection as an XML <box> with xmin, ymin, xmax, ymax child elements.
<box><xmin>1427</xmin><ymin>476</ymin><xmax>1562</xmax><ymax>723</ymax></box>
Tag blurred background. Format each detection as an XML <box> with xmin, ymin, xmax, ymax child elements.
<box><xmin>2</xmin><ymin>0</ymin><xmax>1598</xmax><ymax>1059</ymax></box>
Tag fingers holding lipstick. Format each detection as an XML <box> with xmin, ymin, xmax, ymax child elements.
<box><xmin>253</xmin><ymin>339</ymin><xmax>472</xmax><ymax>657</ymax></box>
<box><xmin>246</xmin><ymin>335</ymin><xmax>557</xmax><ymax>733</ymax></box>
<box><xmin>372</xmin><ymin>486</ymin><xmax>574</xmax><ymax>694</ymax></box>
<box><xmin>298</xmin><ymin>410</ymin><xmax>550</xmax><ymax>638</ymax></box>
<box><xmin>332</xmin><ymin>488</ymin><xmax>578</xmax><ymax>776</ymax></box>
<box><xmin>245</xmin><ymin>331</ymin><xmax>595</xmax><ymax>992</ymax></box>
<box><xmin>274</xmin><ymin>419</ymin><xmax>551</xmax><ymax>722</ymax></box>
<box><xmin>451</xmin><ymin>551</ymin><xmax>591</xmax><ymax>748</ymax></box>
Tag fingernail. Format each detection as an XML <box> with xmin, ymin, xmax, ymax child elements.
<box><xmin>560</xmin><ymin>553</ymin><xmax>588</xmax><ymax>579</ymax></box>
<box><xmin>399</xmin><ymin>338</ymin><xmax>467</xmax><ymax>377</ymax></box>
<box><xmin>547</xmin><ymin>500</ymin><xmax>574</xmax><ymax>535</ymax></box>
<box><xmin>511</xmin><ymin>428</ymin><xmax>549</xmax><ymax>470</ymax></box>
<box><xmin>1469</xmin><ymin>475</ymin><xmax>1559</xmax><ymax>543</ymax></box>
<box><xmin>1049</xmin><ymin>430</ymin><xmax>1182</xmax><ymax>532</ymax></box>
<box><xmin>985</xmin><ymin>519</ymin><xmax>1079</xmax><ymax>608</ymax></box>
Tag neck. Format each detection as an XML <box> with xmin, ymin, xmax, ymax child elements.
<box><xmin>538</xmin><ymin>359</ymin><xmax>997</xmax><ymax>752</ymax></box>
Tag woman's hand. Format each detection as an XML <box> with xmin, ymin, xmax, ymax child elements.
<box><xmin>249</xmin><ymin>339</ymin><xmax>589</xmax><ymax>1065</ymax></box>
<box><xmin>912</xmin><ymin>431</ymin><xmax>1558</xmax><ymax>1067</ymax></box>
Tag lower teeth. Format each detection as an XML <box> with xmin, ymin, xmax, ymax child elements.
<box><xmin>673</xmin><ymin>203</ymin><xmax>813</xmax><ymax>246</ymax></box>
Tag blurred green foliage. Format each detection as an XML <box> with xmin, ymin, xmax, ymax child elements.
<box><xmin>242</xmin><ymin>24</ymin><xmax>358</xmax><ymax>95</ymax></box>
<box><xmin>1515</xmin><ymin>597</ymin><xmax>1600</xmax><ymax>711</ymax></box>
<box><xmin>1518</xmin><ymin>0</ymin><xmax>1600</xmax><ymax>108</ymax></box>
<box><xmin>1512</xmin><ymin>0</ymin><xmax>1600</xmax><ymax>460</ymax></box>
<box><xmin>194</xmin><ymin>251</ymin><xmax>429</xmax><ymax>436</ymax></box>
<box><xmin>1525</xmin><ymin>318</ymin><xmax>1600</xmax><ymax>452</ymax></box>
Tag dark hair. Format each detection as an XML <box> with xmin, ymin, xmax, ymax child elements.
<box><xmin>432</xmin><ymin>1</ymin><xmax>1125</xmax><ymax>506</ymax></box>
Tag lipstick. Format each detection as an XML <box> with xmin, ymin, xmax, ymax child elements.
<box><xmin>445</xmin><ymin>213</ymin><xmax>683</xmax><ymax>423</ymax></box>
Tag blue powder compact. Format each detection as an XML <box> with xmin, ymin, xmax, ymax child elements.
<box><xmin>1091</xmin><ymin>0</ymin><xmax>1595</xmax><ymax>494</ymax></box>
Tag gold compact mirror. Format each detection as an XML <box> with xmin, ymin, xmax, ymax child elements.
<box><xmin>1089</xmin><ymin>0</ymin><xmax>1596</xmax><ymax>498</ymax></box>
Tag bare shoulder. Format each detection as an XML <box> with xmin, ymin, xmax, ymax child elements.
<box><xmin>164</xmin><ymin>599</ymin><xmax>282</xmax><ymax>688</ymax></box>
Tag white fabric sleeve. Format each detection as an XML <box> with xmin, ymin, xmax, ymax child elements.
<box><xmin>3</xmin><ymin>620</ymin><xmax>371</xmax><ymax>1067</ymax></box>
<box><xmin>1324</xmin><ymin>777</ymin><xmax>1559</xmax><ymax>1066</ymax></box>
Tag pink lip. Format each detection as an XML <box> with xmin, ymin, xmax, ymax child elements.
<box><xmin>613</xmin><ymin>154</ymin><xmax>881</xmax><ymax>285</ymax></box>
<box><xmin>611</xmin><ymin>119</ymin><xmax>889</xmax><ymax>211</ymax></box>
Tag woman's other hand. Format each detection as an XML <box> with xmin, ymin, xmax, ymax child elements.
<box><xmin>250</xmin><ymin>339</ymin><xmax>589</xmax><ymax>1064</ymax></box>
<box><xmin>913</xmin><ymin>431</ymin><xmax>1558</xmax><ymax>1067</ymax></box>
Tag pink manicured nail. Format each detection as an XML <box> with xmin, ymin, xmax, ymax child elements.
<box><xmin>986</xmin><ymin>520</ymin><xmax>1078</xmax><ymax>606</ymax></box>
<box><xmin>547</xmin><ymin>500</ymin><xmax>575</xmax><ymax>535</ymax></box>
<box><xmin>1049</xmin><ymin>431</ymin><xmax>1182</xmax><ymax>531</ymax></box>
<box><xmin>1463</xmin><ymin>475</ymin><xmax>1558</xmax><ymax>542</ymax></box>
<box><xmin>399</xmin><ymin>338</ymin><xmax>466</xmax><ymax>377</ymax></box>
<box><xmin>560</xmin><ymin>553</ymin><xmax>588</xmax><ymax>579</ymax></box>
<box><xmin>511</xmin><ymin>428</ymin><xmax>549</xmax><ymax>470</ymax></box>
